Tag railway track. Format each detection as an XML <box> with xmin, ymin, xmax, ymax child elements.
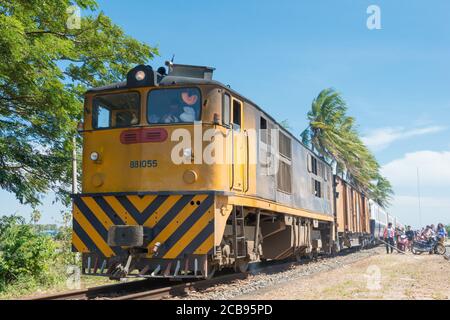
<box><xmin>29</xmin><ymin>278</ymin><xmax>172</xmax><ymax>300</ymax></box>
<box><xmin>30</xmin><ymin>246</ymin><xmax>374</xmax><ymax>300</ymax></box>
<box><xmin>28</xmin><ymin>259</ymin><xmax>304</xmax><ymax>300</ymax></box>
<box><xmin>29</xmin><ymin>272</ymin><xmax>248</xmax><ymax>300</ymax></box>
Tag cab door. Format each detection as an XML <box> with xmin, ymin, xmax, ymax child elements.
<box><xmin>231</xmin><ymin>98</ymin><xmax>247</xmax><ymax>192</ymax></box>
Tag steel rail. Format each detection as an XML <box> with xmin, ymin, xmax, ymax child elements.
<box><xmin>28</xmin><ymin>278</ymin><xmax>169</xmax><ymax>300</ymax></box>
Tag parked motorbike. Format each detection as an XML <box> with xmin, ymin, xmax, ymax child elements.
<box><xmin>411</xmin><ymin>237</ymin><xmax>446</xmax><ymax>255</ymax></box>
<box><xmin>397</xmin><ymin>235</ymin><xmax>409</xmax><ymax>252</ymax></box>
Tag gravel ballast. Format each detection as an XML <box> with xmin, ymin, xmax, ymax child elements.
<box><xmin>174</xmin><ymin>247</ymin><xmax>381</xmax><ymax>300</ymax></box>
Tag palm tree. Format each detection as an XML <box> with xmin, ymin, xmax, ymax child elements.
<box><xmin>370</xmin><ymin>175</ymin><xmax>394</xmax><ymax>209</ymax></box>
<box><xmin>301</xmin><ymin>89</ymin><xmax>367</xmax><ymax>176</ymax></box>
<box><xmin>301</xmin><ymin>88</ymin><xmax>347</xmax><ymax>164</ymax></box>
<box><xmin>31</xmin><ymin>209</ymin><xmax>42</xmax><ymax>225</ymax></box>
<box><xmin>301</xmin><ymin>88</ymin><xmax>389</xmax><ymax>197</ymax></box>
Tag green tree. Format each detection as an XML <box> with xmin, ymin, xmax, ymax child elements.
<box><xmin>370</xmin><ymin>174</ymin><xmax>394</xmax><ymax>209</ymax></box>
<box><xmin>30</xmin><ymin>209</ymin><xmax>41</xmax><ymax>225</ymax></box>
<box><xmin>280</xmin><ymin>119</ymin><xmax>291</xmax><ymax>130</ymax></box>
<box><xmin>55</xmin><ymin>210</ymin><xmax>77</xmax><ymax>266</ymax></box>
<box><xmin>0</xmin><ymin>0</ymin><xmax>158</xmax><ymax>206</ymax></box>
<box><xmin>301</xmin><ymin>88</ymin><xmax>393</xmax><ymax>206</ymax></box>
<box><xmin>0</xmin><ymin>215</ymin><xmax>58</xmax><ymax>291</ymax></box>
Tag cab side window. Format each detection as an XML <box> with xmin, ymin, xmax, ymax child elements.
<box><xmin>232</xmin><ymin>99</ymin><xmax>242</xmax><ymax>130</ymax></box>
<box><xmin>222</xmin><ymin>93</ymin><xmax>231</xmax><ymax>125</ymax></box>
<box><xmin>260</xmin><ymin>117</ymin><xmax>268</xmax><ymax>143</ymax></box>
<box><xmin>93</xmin><ymin>92</ymin><xmax>140</xmax><ymax>129</ymax></box>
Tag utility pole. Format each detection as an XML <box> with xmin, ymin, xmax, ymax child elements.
<box><xmin>416</xmin><ymin>167</ymin><xmax>422</xmax><ymax>227</ymax></box>
<box><xmin>72</xmin><ymin>135</ymin><xmax>77</xmax><ymax>194</ymax></box>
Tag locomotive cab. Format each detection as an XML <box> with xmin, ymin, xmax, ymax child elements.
<box><xmin>73</xmin><ymin>64</ymin><xmax>250</xmax><ymax>279</ymax></box>
<box><xmin>81</xmin><ymin>64</ymin><xmax>230</xmax><ymax>194</ymax></box>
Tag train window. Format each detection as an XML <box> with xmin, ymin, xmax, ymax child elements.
<box><xmin>311</xmin><ymin>156</ymin><xmax>318</xmax><ymax>175</ymax></box>
<box><xmin>267</xmin><ymin>122</ymin><xmax>273</xmax><ymax>146</ymax></box>
<box><xmin>279</xmin><ymin>132</ymin><xmax>292</xmax><ymax>159</ymax></box>
<box><xmin>318</xmin><ymin>162</ymin><xmax>325</xmax><ymax>178</ymax></box>
<box><xmin>232</xmin><ymin>100</ymin><xmax>242</xmax><ymax>130</ymax></box>
<box><xmin>312</xmin><ymin>179</ymin><xmax>322</xmax><ymax>198</ymax></box>
<box><xmin>260</xmin><ymin>117</ymin><xmax>268</xmax><ymax>143</ymax></box>
<box><xmin>147</xmin><ymin>87</ymin><xmax>201</xmax><ymax>124</ymax></box>
<box><xmin>223</xmin><ymin>93</ymin><xmax>231</xmax><ymax>125</ymax></box>
<box><xmin>93</xmin><ymin>92</ymin><xmax>140</xmax><ymax>129</ymax></box>
<box><xmin>277</xmin><ymin>160</ymin><xmax>292</xmax><ymax>194</ymax></box>
<box><xmin>95</xmin><ymin>106</ymin><xmax>110</xmax><ymax>129</ymax></box>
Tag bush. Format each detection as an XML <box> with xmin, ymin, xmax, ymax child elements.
<box><xmin>55</xmin><ymin>211</ymin><xmax>78</xmax><ymax>267</ymax></box>
<box><xmin>0</xmin><ymin>215</ymin><xmax>61</xmax><ymax>293</ymax></box>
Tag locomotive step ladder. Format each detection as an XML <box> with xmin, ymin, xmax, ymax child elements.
<box><xmin>232</xmin><ymin>205</ymin><xmax>247</xmax><ymax>259</ymax></box>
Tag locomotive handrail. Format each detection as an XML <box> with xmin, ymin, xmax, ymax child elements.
<box><xmin>230</xmin><ymin>124</ymin><xmax>235</xmax><ymax>190</ymax></box>
<box><xmin>245</xmin><ymin>130</ymin><xmax>250</xmax><ymax>193</ymax></box>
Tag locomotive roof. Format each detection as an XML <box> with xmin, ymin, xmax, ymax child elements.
<box><xmin>86</xmin><ymin>74</ymin><xmax>330</xmax><ymax>166</ymax></box>
<box><xmin>87</xmin><ymin>75</ymin><xmax>225</xmax><ymax>93</ymax></box>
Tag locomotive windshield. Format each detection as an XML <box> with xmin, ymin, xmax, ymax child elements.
<box><xmin>92</xmin><ymin>92</ymin><xmax>140</xmax><ymax>129</ymax></box>
<box><xmin>147</xmin><ymin>87</ymin><xmax>201</xmax><ymax>124</ymax></box>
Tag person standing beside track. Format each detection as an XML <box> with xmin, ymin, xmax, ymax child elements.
<box><xmin>383</xmin><ymin>223</ymin><xmax>396</xmax><ymax>254</ymax></box>
<box><xmin>405</xmin><ymin>226</ymin><xmax>415</xmax><ymax>251</ymax></box>
<box><xmin>437</xmin><ymin>223</ymin><xmax>448</xmax><ymax>243</ymax></box>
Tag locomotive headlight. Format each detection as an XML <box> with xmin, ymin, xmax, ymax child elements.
<box><xmin>90</xmin><ymin>152</ymin><xmax>99</xmax><ymax>161</ymax></box>
<box><xmin>135</xmin><ymin>70</ymin><xmax>146</xmax><ymax>81</ymax></box>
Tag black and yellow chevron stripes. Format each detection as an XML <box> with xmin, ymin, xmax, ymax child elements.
<box><xmin>71</xmin><ymin>193</ymin><xmax>215</xmax><ymax>259</ymax></box>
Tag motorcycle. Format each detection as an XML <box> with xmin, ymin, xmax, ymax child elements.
<box><xmin>411</xmin><ymin>237</ymin><xmax>446</xmax><ymax>255</ymax></box>
<box><xmin>397</xmin><ymin>235</ymin><xmax>409</xmax><ymax>252</ymax></box>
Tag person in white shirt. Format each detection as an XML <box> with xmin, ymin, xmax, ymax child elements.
<box><xmin>383</xmin><ymin>223</ymin><xmax>396</xmax><ymax>254</ymax></box>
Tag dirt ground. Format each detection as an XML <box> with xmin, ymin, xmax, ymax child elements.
<box><xmin>237</xmin><ymin>247</ymin><xmax>450</xmax><ymax>300</ymax></box>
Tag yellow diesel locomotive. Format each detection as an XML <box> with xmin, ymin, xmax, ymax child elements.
<box><xmin>73</xmin><ymin>63</ymin><xmax>336</xmax><ymax>279</ymax></box>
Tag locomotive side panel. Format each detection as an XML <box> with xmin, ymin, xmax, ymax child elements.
<box><xmin>253</xmin><ymin>107</ymin><xmax>333</xmax><ymax>217</ymax></box>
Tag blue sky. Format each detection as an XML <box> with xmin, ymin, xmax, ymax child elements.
<box><xmin>2</xmin><ymin>0</ymin><xmax>449</xmax><ymax>227</ymax></box>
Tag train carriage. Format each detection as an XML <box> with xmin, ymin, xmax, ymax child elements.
<box><xmin>72</xmin><ymin>63</ymin><xmax>336</xmax><ymax>279</ymax></box>
<box><xmin>369</xmin><ymin>200</ymin><xmax>388</xmax><ymax>241</ymax></box>
<box><xmin>334</xmin><ymin>176</ymin><xmax>371</xmax><ymax>249</ymax></box>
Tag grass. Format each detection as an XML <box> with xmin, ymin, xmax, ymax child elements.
<box><xmin>320</xmin><ymin>279</ymin><xmax>367</xmax><ymax>299</ymax></box>
<box><xmin>0</xmin><ymin>274</ymin><xmax>62</xmax><ymax>299</ymax></box>
<box><xmin>0</xmin><ymin>274</ymin><xmax>118</xmax><ymax>300</ymax></box>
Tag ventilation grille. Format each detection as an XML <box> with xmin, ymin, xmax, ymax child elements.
<box><xmin>279</xmin><ymin>132</ymin><xmax>292</xmax><ymax>159</ymax></box>
<box><xmin>277</xmin><ymin>160</ymin><xmax>292</xmax><ymax>194</ymax></box>
<box><xmin>120</xmin><ymin>128</ymin><xmax>168</xmax><ymax>144</ymax></box>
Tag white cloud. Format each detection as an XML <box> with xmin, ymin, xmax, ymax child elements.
<box><xmin>362</xmin><ymin>126</ymin><xmax>446</xmax><ymax>151</ymax></box>
<box><xmin>381</xmin><ymin>150</ymin><xmax>450</xmax><ymax>188</ymax></box>
<box><xmin>389</xmin><ymin>195</ymin><xmax>450</xmax><ymax>228</ymax></box>
<box><xmin>381</xmin><ymin>150</ymin><xmax>450</xmax><ymax>227</ymax></box>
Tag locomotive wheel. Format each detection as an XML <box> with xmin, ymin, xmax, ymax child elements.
<box><xmin>294</xmin><ymin>248</ymin><xmax>307</xmax><ymax>262</ymax></box>
<box><xmin>293</xmin><ymin>251</ymin><xmax>306</xmax><ymax>263</ymax></box>
<box><xmin>204</xmin><ymin>264</ymin><xmax>217</xmax><ymax>279</ymax></box>
<box><xmin>235</xmin><ymin>260</ymin><xmax>249</xmax><ymax>273</ymax></box>
<box><xmin>435</xmin><ymin>244</ymin><xmax>446</xmax><ymax>255</ymax></box>
<box><xmin>312</xmin><ymin>250</ymin><xmax>319</xmax><ymax>260</ymax></box>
